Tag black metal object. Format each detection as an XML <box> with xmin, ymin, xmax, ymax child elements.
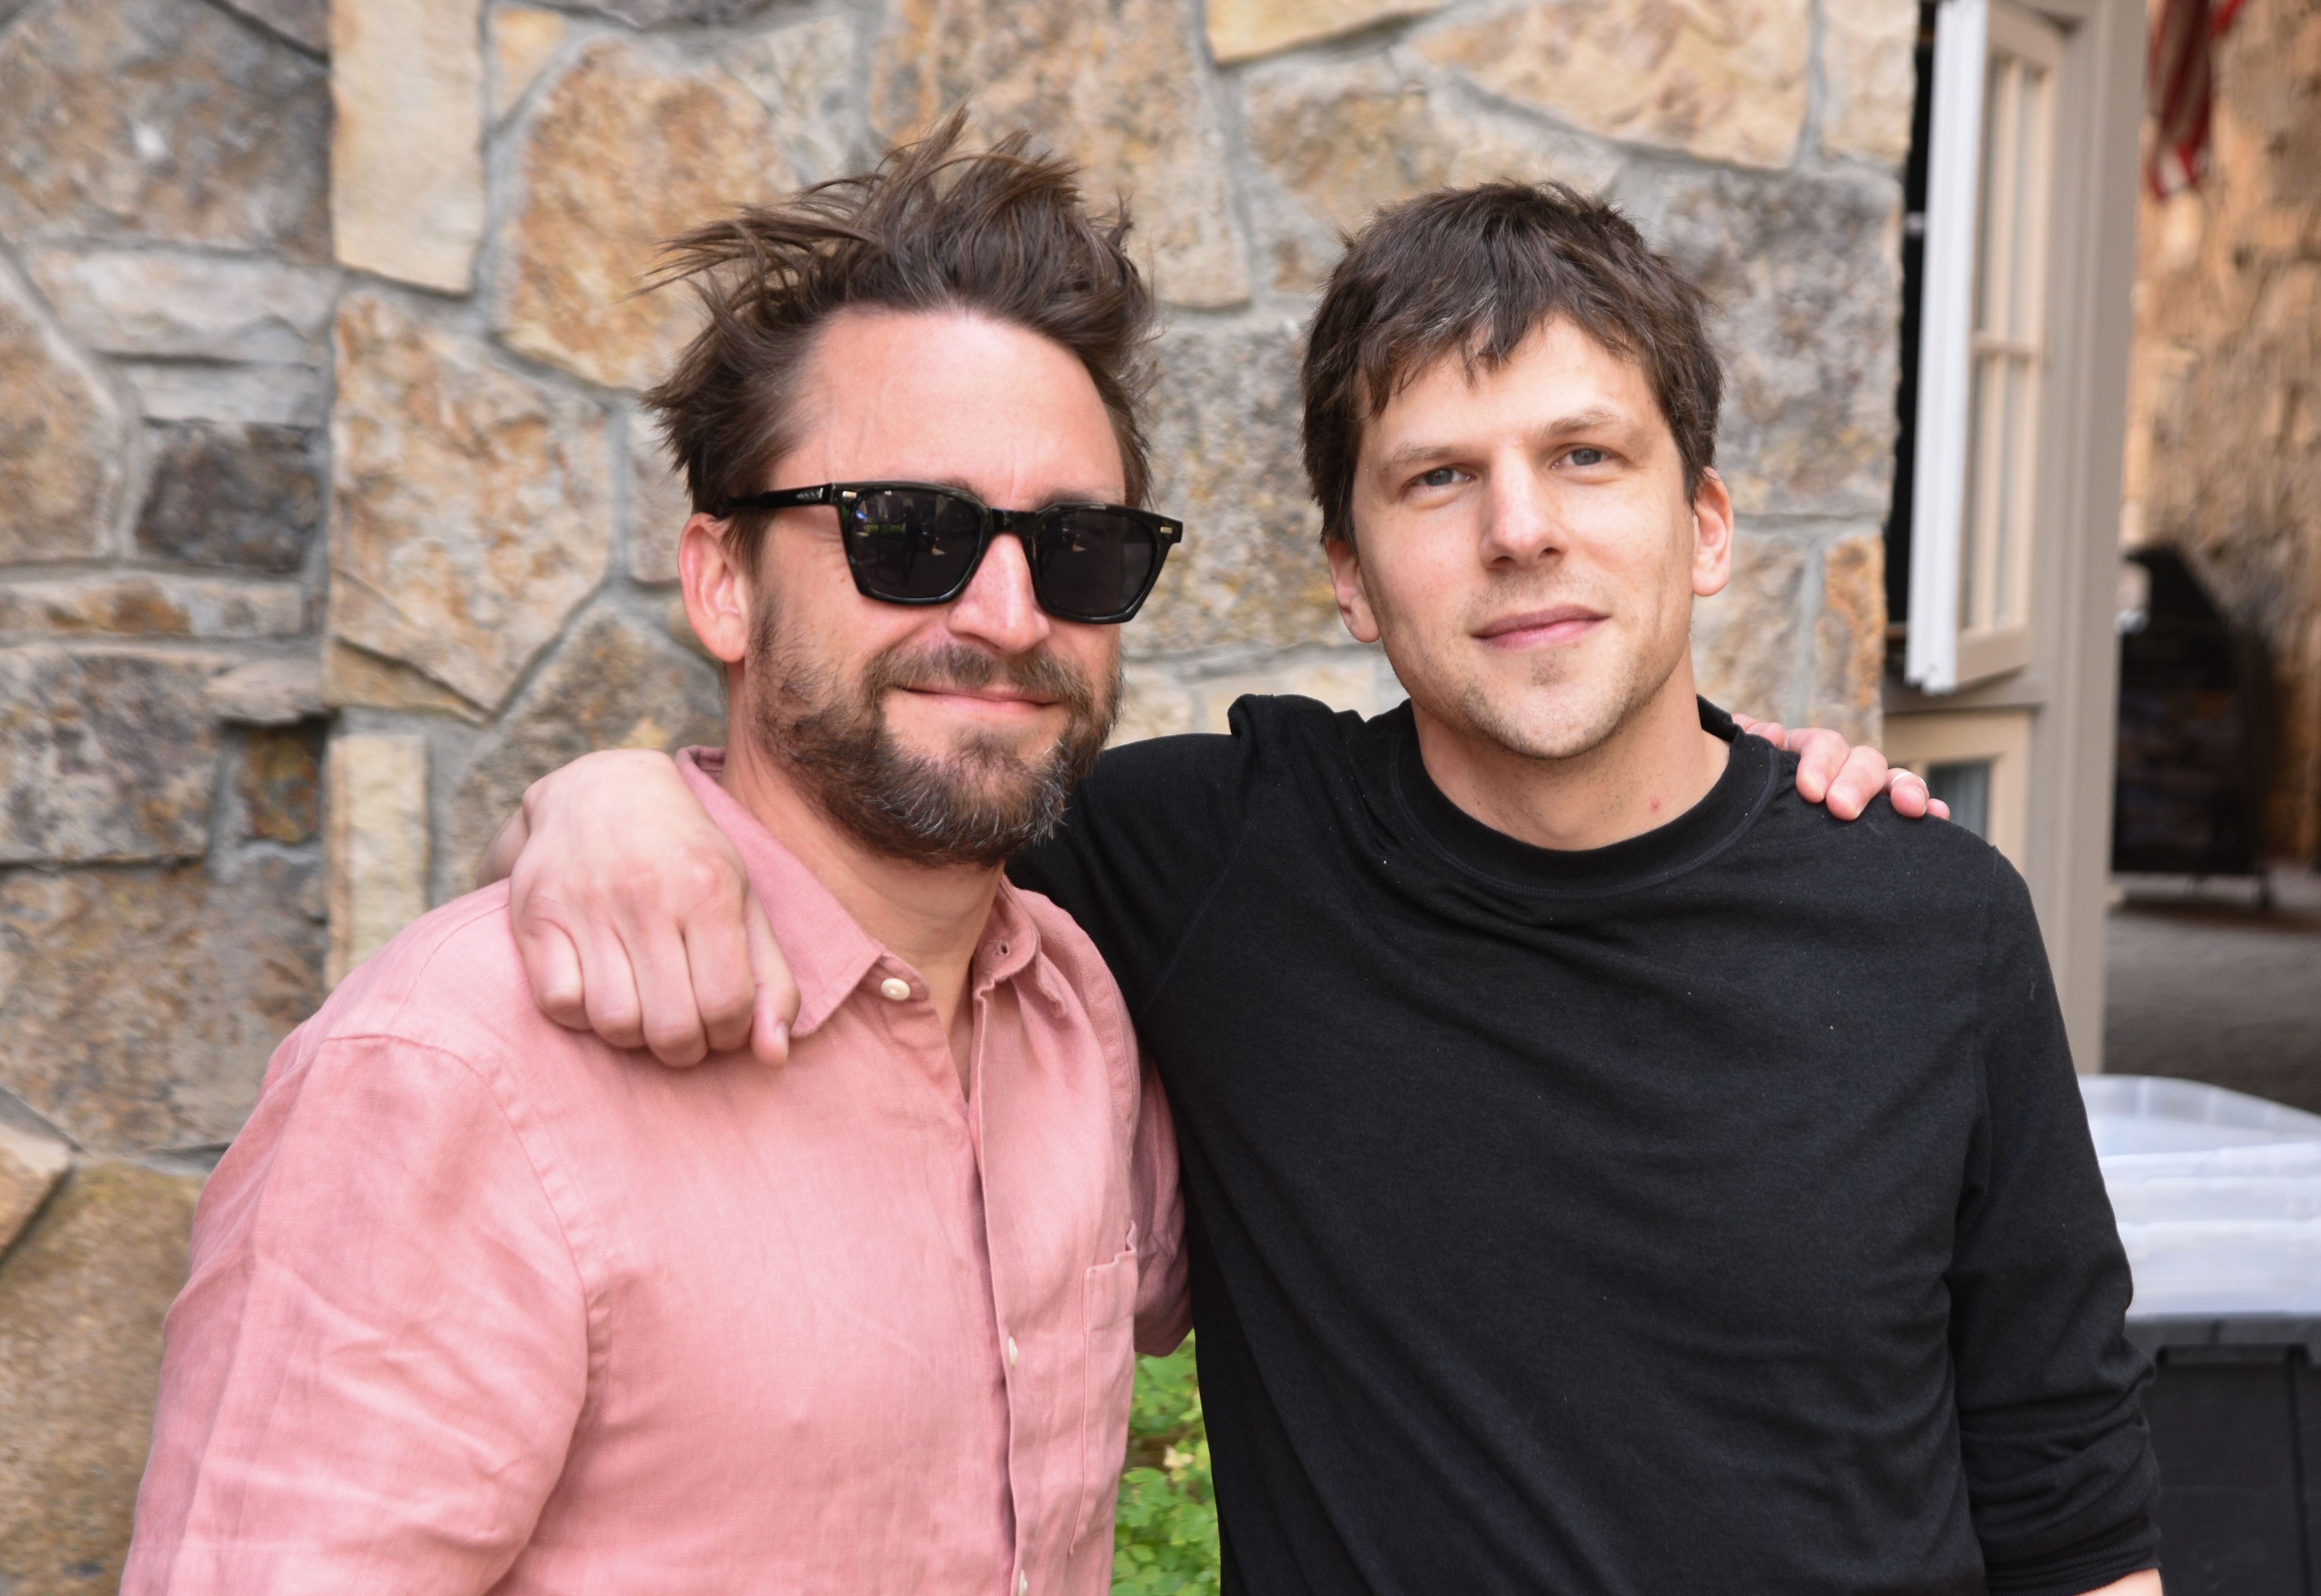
<box><xmin>2128</xmin><ymin>1316</ymin><xmax>2321</xmax><ymax>1594</ymax></box>
<box><xmin>2112</xmin><ymin>548</ymin><xmax>2266</xmax><ymax>875</ymax></box>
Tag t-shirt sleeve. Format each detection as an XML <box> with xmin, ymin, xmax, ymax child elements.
<box><xmin>1008</xmin><ymin>729</ymin><xmax>1253</xmax><ymax>1012</ymax></box>
<box><xmin>123</xmin><ymin>1035</ymin><xmax>590</xmax><ymax>1596</ymax></box>
<box><xmin>1946</xmin><ymin>856</ymin><xmax>2160</xmax><ymax>1594</ymax></box>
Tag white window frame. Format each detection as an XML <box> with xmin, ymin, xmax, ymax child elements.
<box><xmin>1908</xmin><ymin>0</ymin><xmax>2066</xmax><ymax>693</ymax></box>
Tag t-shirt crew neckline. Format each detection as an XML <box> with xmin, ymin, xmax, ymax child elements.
<box><xmin>1387</xmin><ymin>696</ymin><xmax>1780</xmax><ymax>899</ymax></box>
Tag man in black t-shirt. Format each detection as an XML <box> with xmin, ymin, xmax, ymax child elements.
<box><xmin>489</xmin><ymin>181</ymin><xmax>2158</xmax><ymax>1594</ymax></box>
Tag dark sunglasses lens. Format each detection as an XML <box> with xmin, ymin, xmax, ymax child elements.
<box><xmin>1033</xmin><ymin>510</ymin><xmax>1161</xmax><ymax>620</ymax></box>
<box><xmin>848</xmin><ymin>490</ymin><xmax>985</xmax><ymax>600</ymax></box>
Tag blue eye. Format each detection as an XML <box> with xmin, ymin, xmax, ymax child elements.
<box><xmin>1567</xmin><ymin>448</ymin><xmax>1607</xmax><ymax>467</ymax></box>
<box><xmin>1419</xmin><ymin>467</ymin><xmax>1459</xmax><ymax>488</ymax></box>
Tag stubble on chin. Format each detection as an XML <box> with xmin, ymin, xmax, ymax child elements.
<box><xmin>745</xmin><ymin>604</ymin><xmax>1119</xmax><ymax>868</ymax></box>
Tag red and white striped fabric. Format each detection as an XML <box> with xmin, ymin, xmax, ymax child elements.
<box><xmin>2146</xmin><ymin>0</ymin><xmax>2247</xmax><ymax>196</ymax></box>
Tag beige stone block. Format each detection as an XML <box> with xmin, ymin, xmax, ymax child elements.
<box><xmin>1109</xmin><ymin>668</ymin><xmax>1198</xmax><ymax>745</ymax></box>
<box><xmin>1821</xmin><ymin>0</ymin><xmax>1917</xmax><ymax>168</ymax></box>
<box><xmin>1643</xmin><ymin>166</ymin><xmax>1901</xmax><ymax>518</ymax></box>
<box><xmin>207</xmin><ymin>656</ymin><xmax>326</xmax><ymax>725</ymax></box>
<box><xmin>26</xmin><ymin>245</ymin><xmax>338</xmax><ymax>363</ymax></box>
<box><xmin>0</xmin><ymin>1121</ymin><xmax>71</xmax><ymax>1257</ymax></box>
<box><xmin>0</xmin><ymin>648</ymin><xmax>226</xmax><ymax>865</ymax></box>
<box><xmin>1192</xmin><ymin>652</ymin><xmax>1392</xmax><ymax>733</ymax></box>
<box><xmin>873</xmin><ymin>0</ymin><xmax>1251</xmax><ymax>309</ymax></box>
<box><xmin>0</xmin><ymin>576</ymin><xmax>307</xmax><ymax>640</ymax></box>
<box><xmin>0</xmin><ymin>1161</ymin><xmax>205</xmax><ymax>1595</ymax></box>
<box><xmin>1691</xmin><ymin>527</ymin><xmax>1806</xmax><ymax>723</ymax></box>
<box><xmin>323</xmin><ymin>639</ymin><xmax>489</xmax><ymax>722</ymax></box>
<box><xmin>120</xmin><ymin>360</ymin><xmax>331</xmax><ymax>428</ymax></box>
<box><xmin>627</xmin><ymin>417</ymin><xmax>693</xmax><ymax>585</ymax></box>
<box><xmin>498</xmin><ymin>37</ymin><xmax>793</xmax><ymax>392</ymax></box>
<box><xmin>327</xmin><ymin>733</ymin><xmax>432</xmax><ymax>984</ymax></box>
<box><xmin>491</xmin><ymin>5</ymin><xmax>567</xmax><ymax>121</ymax></box>
<box><xmin>724</xmin><ymin>15</ymin><xmax>866</xmax><ymax>184</ymax></box>
<box><xmin>331</xmin><ymin>0</ymin><xmax>486</xmax><ymax>292</ymax></box>
<box><xmin>331</xmin><ymin>292</ymin><xmax>612</xmax><ymax>711</ymax></box>
<box><xmin>1133</xmin><ymin>319</ymin><xmax>1342</xmax><ymax>656</ymax></box>
<box><xmin>0</xmin><ymin>259</ymin><xmax>128</xmax><ymax>566</ymax></box>
<box><xmin>1810</xmin><ymin>531</ymin><xmax>1885</xmax><ymax>744</ymax></box>
<box><xmin>0</xmin><ymin>0</ymin><xmax>330</xmax><ymax>259</ymax></box>
<box><xmin>442</xmin><ymin>609</ymin><xmax>724</xmax><ymax>891</ymax></box>
<box><xmin>0</xmin><ymin>859</ymin><xmax>323</xmax><ymax>1154</ymax></box>
<box><xmin>1419</xmin><ymin>0</ymin><xmax>1811</xmax><ymax>171</ymax></box>
<box><xmin>1242</xmin><ymin>56</ymin><xmax>1624</xmax><ymax>289</ymax></box>
<box><xmin>1209</xmin><ymin>0</ymin><xmax>1451</xmax><ymax>62</ymax></box>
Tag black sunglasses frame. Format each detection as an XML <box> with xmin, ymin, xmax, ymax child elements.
<box><xmin>717</xmin><ymin>481</ymin><xmax>1184</xmax><ymax>625</ymax></box>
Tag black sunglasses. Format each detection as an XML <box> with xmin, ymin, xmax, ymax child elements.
<box><xmin>718</xmin><ymin>481</ymin><xmax>1184</xmax><ymax>625</ymax></box>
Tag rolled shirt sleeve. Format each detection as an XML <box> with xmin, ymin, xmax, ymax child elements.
<box><xmin>125</xmin><ymin>1033</ymin><xmax>591</xmax><ymax>1596</ymax></box>
<box><xmin>1129</xmin><ymin>1055</ymin><xmax>1191</xmax><ymax>1358</ymax></box>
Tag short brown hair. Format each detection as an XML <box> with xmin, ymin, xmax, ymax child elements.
<box><xmin>1301</xmin><ymin>182</ymin><xmax>1722</xmax><ymax>548</ymax></box>
<box><xmin>644</xmin><ymin>112</ymin><xmax>1157</xmax><ymax>567</ymax></box>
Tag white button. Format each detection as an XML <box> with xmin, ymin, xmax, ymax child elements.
<box><xmin>878</xmin><ymin>977</ymin><xmax>910</xmax><ymax>1001</ymax></box>
<box><xmin>1017</xmin><ymin>1574</ymin><xmax>1028</xmax><ymax>1596</ymax></box>
<box><xmin>1006</xmin><ymin>1335</ymin><xmax>1019</xmax><ymax>1369</ymax></box>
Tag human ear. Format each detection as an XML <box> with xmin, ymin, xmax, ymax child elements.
<box><xmin>1689</xmin><ymin>469</ymin><xmax>1735</xmax><ymax>600</ymax></box>
<box><xmin>1326</xmin><ymin>534</ymin><xmax>1383</xmax><ymax>645</ymax></box>
<box><xmin>679</xmin><ymin>515</ymin><xmax>753</xmax><ymax>665</ymax></box>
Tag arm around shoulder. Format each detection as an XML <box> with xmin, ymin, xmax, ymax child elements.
<box><xmin>493</xmin><ymin>746</ymin><xmax>798</xmax><ymax>1069</ymax></box>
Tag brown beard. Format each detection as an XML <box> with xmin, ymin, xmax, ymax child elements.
<box><xmin>746</xmin><ymin>602</ymin><xmax>1117</xmax><ymax>869</ymax></box>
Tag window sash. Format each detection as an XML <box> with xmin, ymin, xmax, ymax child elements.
<box><xmin>1908</xmin><ymin>0</ymin><xmax>2065</xmax><ymax>692</ymax></box>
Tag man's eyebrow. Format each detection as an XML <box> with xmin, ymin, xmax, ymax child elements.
<box><xmin>1375</xmin><ymin>408</ymin><xmax>1632</xmax><ymax>472</ymax></box>
<box><xmin>919</xmin><ymin>476</ymin><xmax>1126</xmax><ymax>508</ymax></box>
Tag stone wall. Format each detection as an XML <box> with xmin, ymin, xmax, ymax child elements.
<box><xmin>0</xmin><ymin>0</ymin><xmax>1910</xmax><ymax>1583</ymax></box>
<box><xmin>0</xmin><ymin>0</ymin><xmax>332</xmax><ymax>1584</ymax></box>
<box><xmin>2121</xmin><ymin>0</ymin><xmax>2321</xmax><ymax>864</ymax></box>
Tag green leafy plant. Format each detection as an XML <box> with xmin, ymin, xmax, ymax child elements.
<box><xmin>1112</xmin><ymin>1337</ymin><xmax>1219</xmax><ymax>1594</ymax></box>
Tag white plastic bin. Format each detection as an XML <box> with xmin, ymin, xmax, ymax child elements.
<box><xmin>2082</xmin><ymin>1074</ymin><xmax>2321</xmax><ymax>1316</ymax></box>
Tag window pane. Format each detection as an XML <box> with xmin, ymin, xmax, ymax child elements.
<box><xmin>1993</xmin><ymin>353</ymin><xmax>2022</xmax><ymax>626</ymax></box>
<box><xmin>1928</xmin><ymin>759</ymin><xmax>1994</xmax><ymax>840</ymax></box>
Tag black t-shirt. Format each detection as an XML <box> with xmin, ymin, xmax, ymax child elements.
<box><xmin>1008</xmin><ymin>694</ymin><xmax>2157</xmax><ymax>1596</ymax></box>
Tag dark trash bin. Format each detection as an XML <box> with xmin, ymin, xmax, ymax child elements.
<box><xmin>2086</xmin><ymin>1076</ymin><xmax>2321</xmax><ymax>1594</ymax></box>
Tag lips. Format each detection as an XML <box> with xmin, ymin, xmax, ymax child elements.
<box><xmin>898</xmin><ymin>683</ymin><xmax>1058</xmax><ymax>709</ymax></box>
<box><xmin>1473</xmin><ymin>605</ymin><xmax>1606</xmax><ymax>646</ymax></box>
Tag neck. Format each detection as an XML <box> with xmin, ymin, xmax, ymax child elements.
<box><xmin>716</xmin><ymin>728</ymin><xmax>1001</xmax><ymax>1034</ymax></box>
<box><xmin>1412</xmin><ymin>663</ymin><xmax>1729</xmax><ymax>853</ymax></box>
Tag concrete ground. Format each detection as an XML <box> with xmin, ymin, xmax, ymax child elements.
<box><xmin>2102</xmin><ymin>870</ymin><xmax>2321</xmax><ymax>1114</ymax></box>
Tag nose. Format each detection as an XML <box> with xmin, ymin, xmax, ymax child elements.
<box><xmin>1476</xmin><ymin>459</ymin><xmax>1566</xmax><ymax>569</ymax></box>
<box><xmin>945</xmin><ymin>530</ymin><xmax>1053</xmax><ymax>657</ymax></box>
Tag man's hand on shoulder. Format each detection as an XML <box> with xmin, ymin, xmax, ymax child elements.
<box><xmin>485</xmin><ymin>748</ymin><xmax>797</xmax><ymax>1068</ymax></box>
<box><xmin>1731</xmin><ymin>714</ymin><xmax>1952</xmax><ymax>823</ymax></box>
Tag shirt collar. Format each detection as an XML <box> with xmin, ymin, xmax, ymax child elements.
<box><xmin>675</xmin><ymin>748</ymin><xmax>1065</xmax><ymax>1034</ymax></box>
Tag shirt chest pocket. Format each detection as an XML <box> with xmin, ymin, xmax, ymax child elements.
<box><xmin>1071</xmin><ymin>1245</ymin><xmax>1139</xmax><ymax>1551</ymax></box>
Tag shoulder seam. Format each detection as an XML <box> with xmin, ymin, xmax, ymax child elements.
<box><xmin>307</xmin><ymin>1032</ymin><xmax>598</xmax><ymax>1342</ymax></box>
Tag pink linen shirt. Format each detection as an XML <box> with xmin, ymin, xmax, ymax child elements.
<box><xmin>125</xmin><ymin>748</ymin><xmax>1188</xmax><ymax>1596</ymax></box>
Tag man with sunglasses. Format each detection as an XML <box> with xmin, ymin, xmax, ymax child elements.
<box><xmin>482</xmin><ymin>165</ymin><xmax>2159</xmax><ymax>1592</ymax></box>
<box><xmin>126</xmin><ymin>124</ymin><xmax>1190</xmax><ymax>1595</ymax></box>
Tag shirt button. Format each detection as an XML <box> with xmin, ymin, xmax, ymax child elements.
<box><xmin>1018</xmin><ymin>1574</ymin><xmax>1028</xmax><ymax>1596</ymax></box>
<box><xmin>878</xmin><ymin>977</ymin><xmax>910</xmax><ymax>1002</ymax></box>
<box><xmin>1006</xmin><ymin>1335</ymin><xmax>1019</xmax><ymax>1369</ymax></box>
